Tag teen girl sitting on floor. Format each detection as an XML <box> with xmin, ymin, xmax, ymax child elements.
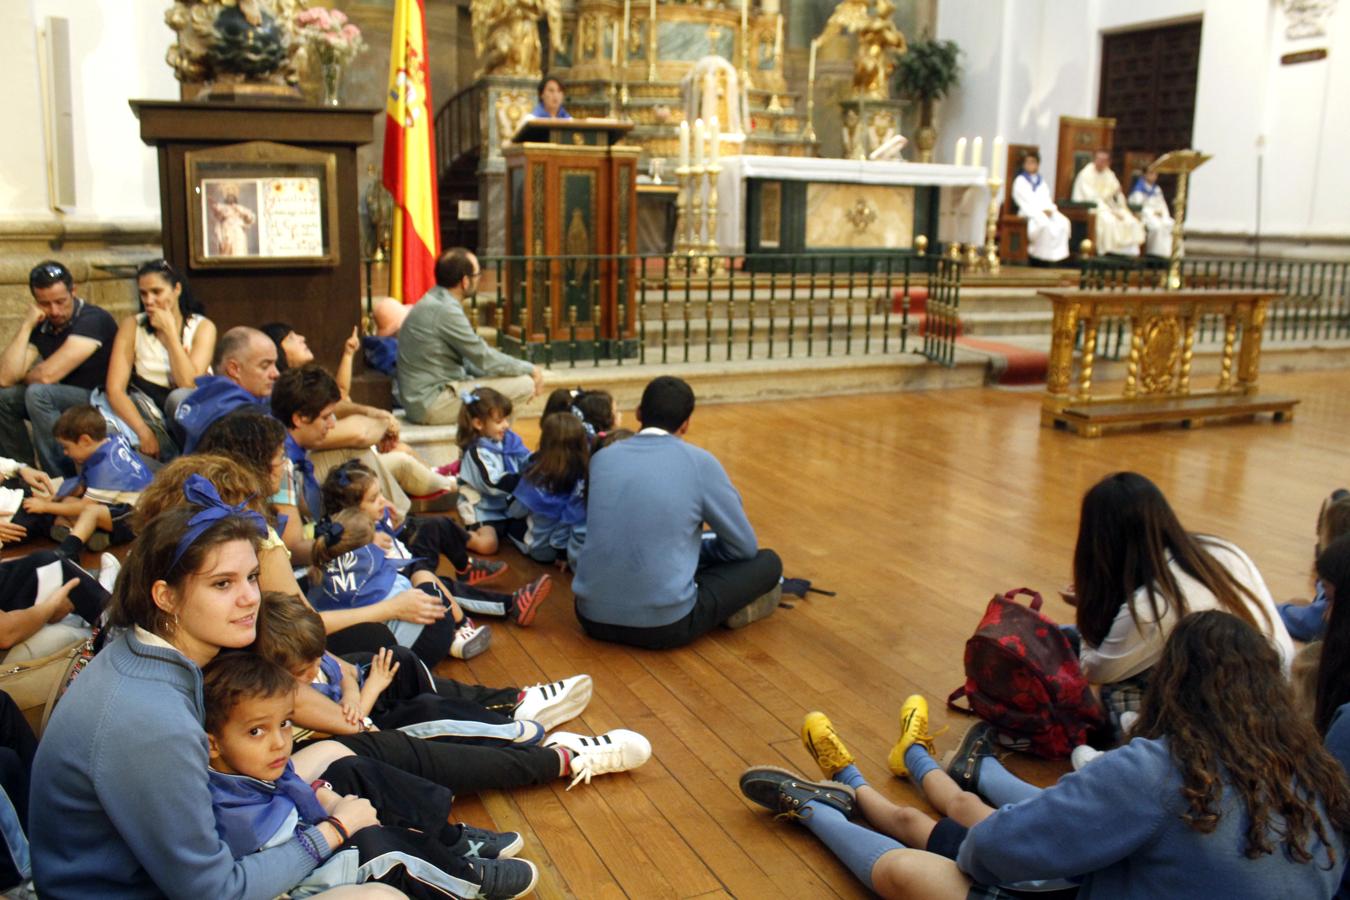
<box><xmin>743</xmin><ymin>610</ymin><xmax>1350</xmax><ymax>899</ymax></box>
<box><xmin>30</xmin><ymin>476</ymin><xmax>387</xmax><ymax>898</ymax></box>
<box><xmin>456</xmin><ymin>386</ymin><xmax>529</xmax><ymax>554</ymax></box>
<box><xmin>507</xmin><ymin>412</ymin><xmax>589</xmax><ymax>569</ymax></box>
<box><xmin>542</xmin><ymin>387</ymin><xmax>621</xmax><ymax>440</ymax></box>
<box><xmin>324</xmin><ymin>460</ymin><xmax>551</xmax><ymax>625</ymax></box>
<box><xmin>1066</xmin><ymin>471</ymin><xmax>1292</xmax><ymax>731</ymax></box>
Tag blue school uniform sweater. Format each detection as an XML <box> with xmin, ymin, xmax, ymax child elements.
<box><xmin>309</xmin><ymin>544</ymin><xmax>429</xmax><ymax>648</ymax></box>
<box><xmin>30</xmin><ymin>630</ymin><xmax>328</xmax><ymax>898</ymax></box>
<box><xmin>508</xmin><ymin>471</ymin><xmax>587</xmax><ymax>566</ymax></box>
<box><xmin>209</xmin><ymin>762</ymin><xmax>330</xmax><ymax>858</ymax></box>
<box><xmin>57</xmin><ymin>433</ymin><xmax>153</xmax><ymax>502</ymax></box>
<box><xmin>176</xmin><ymin>375</ymin><xmax>269</xmax><ymax>453</ymax></box>
<box><xmin>956</xmin><ymin>736</ymin><xmax>1346</xmax><ymax>899</ymax></box>
<box><xmin>458</xmin><ymin>431</ymin><xmax>530</xmax><ymax>522</ymax></box>
<box><xmin>572</xmin><ymin>431</ymin><xmax>759</xmax><ymax>628</ymax></box>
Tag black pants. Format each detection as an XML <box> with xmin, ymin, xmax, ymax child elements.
<box><xmin>326</xmin><ymin>622</ymin><xmax>400</xmax><ymax>657</ymax></box>
<box><xmin>0</xmin><ymin>692</ymin><xmax>36</xmax><ymax>890</ymax></box>
<box><xmin>0</xmin><ymin>551</ymin><xmax>107</xmax><ymax>626</ymax></box>
<box><xmin>322</xmin><ymin>755</ymin><xmax>453</xmax><ymax>831</ymax></box>
<box><xmin>405</xmin><ymin>516</ymin><xmax>471</xmax><ymax>574</ymax></box>
<box><xmin>342</xmin><ymin>825</ymin><xmax>484</xmax><ymax>900</ymax></box>
<box><xmin>327</xmin><ymin>730</ymin><xmax>560</xmax><ymax>797</ymax></box>
<box><xmin>342</xmin><ymin>646</ymin><xmax>520</xmax><ymax>729</ymax></box>
<box><xmin>577</xmin><ymin>548</ymin><xmax>783</xmax><ymax>650</ymax></box>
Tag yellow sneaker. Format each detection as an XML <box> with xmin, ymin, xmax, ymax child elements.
<box><xmin>888</xmin><ymin>694</ymin><xmax>938</xmax><ymax>778</ymax></box>
<box><xmin>800</xmin><ymin>712</ymin><xmax>855</xmax><ymax>779</ymax></box>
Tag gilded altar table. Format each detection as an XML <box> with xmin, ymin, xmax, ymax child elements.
<box><xmin>1040</xmin><ymin>288</ymin><xmax>1298</xmax><ymax>437</ymax></box>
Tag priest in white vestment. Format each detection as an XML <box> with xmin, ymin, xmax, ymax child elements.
<box><xmin>1128</xmin><ymin>170</ymin><xmax>1176</xmax><ymax>258</ymax></box>
<box><xmin>1011</xmin><ymin>152</ymin><xmax>1070</xmax><ymax>264</ymax></box>
<box><xmin>1072</xmin><ymin>150</ymin><xmax>1145</xmax><ymax>256</ymax></box>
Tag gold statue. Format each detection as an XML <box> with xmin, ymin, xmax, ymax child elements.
<box><xmin>853</xmin><ymin>0</ymin><xmax>906</xmax><ymax>99</ymax></box>
<box><xmin>471</xmin><ymin>0</ymin><xmax>564</xmax><ymax>78</ymax></box>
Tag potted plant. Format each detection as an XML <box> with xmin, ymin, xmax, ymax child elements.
<box><xmin>895</xmin><ymin>37</ymin><xmax>961</xmax><ymax>163</ymax></box>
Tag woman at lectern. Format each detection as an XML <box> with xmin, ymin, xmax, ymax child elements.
<box><xmin>531</xmin><ymin>75</ymin><xmax>571</xmax><ymax>119</ymax></box>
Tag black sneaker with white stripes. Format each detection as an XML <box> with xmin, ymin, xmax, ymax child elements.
<box><xmin>513</xmin><ymin>674</ymin><xmax>593</xmax><ymax>731</ymax></box>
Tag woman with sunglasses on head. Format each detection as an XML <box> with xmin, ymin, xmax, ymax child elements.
<box><xmin>105</xmin><ymin>259</ymin><xmax>217</xmax><ymax>460</ymax></box>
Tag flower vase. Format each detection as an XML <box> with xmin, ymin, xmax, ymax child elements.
<box><xmin>321</xmin><ymin>62</ymin><xmax>343</xmax><ymax>106</ymax></box>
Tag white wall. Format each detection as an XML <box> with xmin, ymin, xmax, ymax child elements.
<box><xmin>936</xmin><ymin>0</ymin><xmax>1350</xmax><ymax>242</ymax></box>
<box><xmin>0</xmin><ymin>0</ymin><xmax>178</xmax><ymax>225</ymax></box>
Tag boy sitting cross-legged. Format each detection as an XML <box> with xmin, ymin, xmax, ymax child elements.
<box><xmin>203</xmin><ymin>652</ymin><xmax>541</xmax><ymax>899</ymax></box>
<box><xmin>22</xmin><ymin>405</ymin><xmax>152</xmax><ymax>557</ymax></box>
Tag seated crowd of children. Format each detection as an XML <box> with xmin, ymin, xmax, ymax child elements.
<box><xmin>1</xmin><ymin>256</ymin><xmax>1348</xmax><ymax>898</ymax></box>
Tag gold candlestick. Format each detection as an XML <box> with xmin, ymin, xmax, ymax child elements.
<box><xmin>706</xmin><ymin>162</ymin><xmax>723</xmax><ymax>274</ymax></box>
<box><xmin>1149</xmin><ymin>149</ymin><xmax>1212</xmax><ymax>290</ymax></box>
<box><xmin>981</xmin><ymin>176</ymin><xmax>1003</xmax><ymax>273</ymax></box>
<box><xmin>672</xmin><ymin>164</ymin><xmax>691</xmax><ymax>265</ymax></box>
<box><xmin>688</xmin><ymin>162</ymin><xmax>705</xmax><ymax>273</ymax></box>
<box><xmin>803</xmin><ymin>38</ymin><xmax>818</xmax><ymax>142</ymax></box>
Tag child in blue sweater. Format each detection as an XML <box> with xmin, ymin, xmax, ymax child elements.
<box><xmin>742</xmin><ymin>610</ymin><xmax>1350</xmax><ymax>899</ymax></box>
<box><xmin>22</xmin><ymin>405</ymin><xmax>152</xmax><ymax>557</ymax></box>
<box><xmin>1280</xmin><ymin>490</ymin><xmax>1350</xmax><ymax>641</ymax></box>
<box><xmin>203</xmin><ymin>652</ymin><xmax>539</xmax><ymax>899</ymax></box>
<box><xmin>508</xmin><ymin>412</ymin><xmax>588</xmax><ymax>569</ymax></box>
<box><xmin>456</xmin><ymin>386</ymin><xmax>530</xmax><ymax>554</ymax></box>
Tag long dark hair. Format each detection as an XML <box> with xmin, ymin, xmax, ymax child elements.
<box><xmin>135</xmin><ymin>259</ymin><xmax>204</xmax><ymax>329</ymax></box>
<box><xmin>1133</xmin><ymin>610</ymin><xmax>1350</xmax><ymax>863</ymax></box>
<box><xmin>260</xmin><ymin>322</ymin><xmax>296</xmax><ymax>373</ymax></box>
<box><xmin>526</xmin><ymin>412</ymin><xmax>589</xmax><ymax>494</ymax></box>
<box><xmin>1314</xmin><ymin>534</ymin><xmax>1350</xmax><ymax>735</ymax></box>
<box><xmin>456</xmin><ymin>386</ymin><xmax>513</xmax><ymax>449</ymax></box>
<box><xmin>1073</xmin><ymin>472</ymin><xmax>1268</xmax><ymax>647</ymax></box>
<box><xmin>197</xmin><ymin>409</ymin><xmax>287</xmax><ymax>485</ymax></box>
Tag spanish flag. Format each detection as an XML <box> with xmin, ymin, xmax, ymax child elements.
<box><xmin>383</xmin><ymin>0</ymin><xmax>439</xmax><ymax>303</ymax></box>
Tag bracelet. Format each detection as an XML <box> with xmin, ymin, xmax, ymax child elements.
<box><xmin>323</xmin><ymin>815</ymin><xmax>350</xmax><ymax>845</ymax></box>
<box><xmin>360</xmin><ymin>716</ymin><xmax>374</xmax><ymax>732</ymax></box>
<box><xmin>295</xmin><ymin>828</ymin><xmax>325</xmax><ymax>865</ymax></box>
<box><xmin>310</xmin><ymin>779</ymin><xmax>332</xmax><ymax>793</ymax></box>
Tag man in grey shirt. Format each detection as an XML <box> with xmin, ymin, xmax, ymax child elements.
<box><xmin>397</xmin><ymin>247</ymin><xmax>543</xmax><ymax>425</ymax></box>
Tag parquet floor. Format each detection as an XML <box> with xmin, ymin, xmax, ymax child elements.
<box><xmin>433</xmin><ymin>369</ymin><xmax>1347</xmax><ymax>899</ymax></box>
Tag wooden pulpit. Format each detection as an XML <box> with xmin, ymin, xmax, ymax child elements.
<box><xmin>502</xmin><ymin>118</ymin><xmax>640</xmax><ymax>356</ymax></box>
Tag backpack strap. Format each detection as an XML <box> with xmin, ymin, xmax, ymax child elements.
<box><xmin>1002</xmin><ymin>587</ymin><xmax>1044</xmax><ymax>611</ymax></box>
<box><xmin>947</xmin><ymin>685</ymin><xmax>975</xmax><ymax>715</ymax></box>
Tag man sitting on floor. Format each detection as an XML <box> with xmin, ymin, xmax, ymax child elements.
<box><xmin>573</xmin><ymin>376</ymin><xmax>783</xmax><ymax>650</ymax></box>
<box><xmin>396</xmin><ymin>247</ymin><xmax>543</xmax><ymax>426</ymax></box>
<box><xmin>0</xmin><ymin>261</ymin><xmax>118</xmax><ymax>475</ymax></box>
<box><xmin>175</xmin><ymin>325</ymin><xmax>277</xmax><ymax>453</ymax></box>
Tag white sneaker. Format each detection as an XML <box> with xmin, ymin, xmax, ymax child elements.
<box><xmin>97</xmin><ymin>553</ymin><xmax>121</xmax><ymax>594</ymax></box>
<box><xmin>545</xmin><ymin>728</ymin><xmax>652</xmax><ymax>790</ymax></box>
<box><xmin>1071</xmin><ymin>744</ymin><xmax>1104</xmax><ymax>771</ymax></box>
<box><xmin>514</xmin><ymin>675</ymin><xmax>593</xmax><ymax>732</ymax></box>
<box><xmin>1119</xmin><ymin>711</ymin><xmax>1139</xmax><ymax>735</ymax></box>
<box><xmin>449</xmin><ymin>618</ymin><xmax>492</xmax><ymax>660</ymax></box>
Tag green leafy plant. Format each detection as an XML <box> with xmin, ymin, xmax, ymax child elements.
<box><xmin>896</xmin><ymin>38</ymin><xmax>961</xmax><ymax>109</ymax></box>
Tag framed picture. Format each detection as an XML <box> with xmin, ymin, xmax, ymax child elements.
<box><xmin>185</xmin><ymin>140</ymin><xmax>339</xmax><ymax>268</ymax></box>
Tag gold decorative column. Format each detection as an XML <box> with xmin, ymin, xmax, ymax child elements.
<box><xmin>1150</xmin><ymin>149</ymin><xmax>1212</xmax><ymax>290</ymax></box>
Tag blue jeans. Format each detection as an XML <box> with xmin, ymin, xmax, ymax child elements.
<box><xmin>0</xmin><ymin>383</ymin><xmax>91</xmax><ymax>475</ymax></box>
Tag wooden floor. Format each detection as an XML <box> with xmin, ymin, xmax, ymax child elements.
<box><xmin>434</xmin><ymin>369</ymin><xmax>1349</xmax><ymax>899</ymax></box>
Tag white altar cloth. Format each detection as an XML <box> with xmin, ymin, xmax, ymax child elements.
<box><xmin>714</xmin><ymin>156</ymin><xmax>992</xmax><ymax>255</ymax></box>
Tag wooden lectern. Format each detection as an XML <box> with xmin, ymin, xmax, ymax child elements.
<box><xmin>502</xmin><ymin>118</ymin><xmax>640</xmax><ymax>356</ymax></box>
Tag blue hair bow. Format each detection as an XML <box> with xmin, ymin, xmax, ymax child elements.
<box><xmin>460</xmin><ymin>388</ymin><xmax>481</xmax><ymax>406</ymax></box>
<box><xmin>171</xmin><ymin>475</ymin><xmax>268</xmax><ymax>569</ymax></box>
<box><xmin>334</xmin><ymin>467</ymin><xmax>352</xmax><ymax>488</ymax></box>
<box><xmin>315</xmin><ymin>519</ymin><xmax>345</xmax><ymax>546</ymax></box>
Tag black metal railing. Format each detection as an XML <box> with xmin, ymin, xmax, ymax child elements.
<box><xmin>433</xmin><ymin>82</ymin><xmax>484</xmax><ymax>180</ymax></box>
<box><xmin>1077</xmin><ymin>256</ymin><xmax>1350</xmax><ymax>358</ymax></box>
<box><xmin>469</xmin><ymin>251</ymin><xmax>962</xmax><ymax>369</ymax></box>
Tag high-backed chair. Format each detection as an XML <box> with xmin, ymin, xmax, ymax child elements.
<box><xmin>1055</xmin><ymin>116</ymin><xmax>1115</xmax><ymax>258</ymax></box>
<box><xmin>997</xmin><ymin>143</ymin><xmax>1038</xmax><ymax>265</ymax></box>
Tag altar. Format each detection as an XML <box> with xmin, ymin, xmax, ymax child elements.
<box><xmin>715</xmin><ymin>156</ymin><xmax>991</xmax><ymax>257</ymax></box>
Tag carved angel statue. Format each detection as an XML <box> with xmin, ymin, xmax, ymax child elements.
<box><xmin>471</xmin><ymin>0</ymin><xmax>564</xmax><ymax>78</ymax></box>
<box><xmin>164</xmin><ymin>0</ymin><xmax>307</xmax><ymax>87</ymax></box>
<box><xmin>853</xmin><ymin>0</ymin><xmax>906</xmax><ymax>98</ymax></box>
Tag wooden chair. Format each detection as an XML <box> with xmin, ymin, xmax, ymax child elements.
<box><xmin>1056</xmin><ymin>116</ymin><xmax>1116</xmax><ymax>258</ymax></box>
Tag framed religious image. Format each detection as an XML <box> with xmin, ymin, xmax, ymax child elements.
<box><xmin>185</xmin><ymin>141</ymin><xmax>339</xmax><ymax>268</ymax></box>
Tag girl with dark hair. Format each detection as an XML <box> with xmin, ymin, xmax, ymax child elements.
<box><xmin>30</xmin><ymin>479</ymin><xmax>388</xmax><ymax>898</ymax></box>
<box><xmin>1069</xmin><ymin>471</ymin><xmax>1292</xmax><ymax>724</ymax></box>
<box><xmin>541</xmin><ymin>387</ymin><xmax>620</xmax><ymax>439</ymax></box>
<box><xmin>508</xmin><ymin>412</ymin><xmax>589</xmax><ymax>567</ymax></box>
<box><xmin>261</xmin><ymin>322</ymin><xmax>361</xmax><ymax>402</ymax></box>
<box><xmin>456</xmin><ymin>386</ymin><xmax>529</xmax><ymax>554</ymax></box>
<box><xmin>1312</xmin><ymin>534</ymin><xmax>1350</xmax><ymax>738</ymax></box>
<box><xmin>742</xmin><ymin>611</ymin><xmax>1350</xmax><ymax>899</ymax></box>
<box><xmin>104</xmin><ymin>259</ymin><xmax>218</xmax><ymax>459</ymax></box>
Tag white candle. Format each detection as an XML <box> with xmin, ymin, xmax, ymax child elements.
<box><xmin>611</xmin><ymin>22</ymin><xmax>619</xmax><ymax>67</ymax></box>
<box><xmin>693</xmin><ymin>118</ymin><xmax>705</xmax><ymax>168</ymax></box>
<box><xmin>971</xmin><ymin>136</ymin><xmax>983</xmax><ymax>170</ymax></box>
<box><xmin>709</xmin><ymin>115</ymin><xmax>720</xmax><ymax>165</ymax></box>
<box><xmin>622</xmin><ymin>0</ymin><xmax>630</xmax><ymax>64</ymax></box>
<box><xmin>954</xmin><ymin>137</ymin><xmax>967</xmax><ymax>167</ymax></box>
<box><xmin>808</xmin><ymin>39</ymin><xmax>817</xmax><ymax>85</ymax></box>
<box><xmin>775</xmin><ymin>14</ymin><xmax>783</xmax><ymax>65</ymax></box>
<box><xmin>679</xmin><ymin>120</ymin><xmax>690</xmax><ymax>168</ymax></box>
<box><xmin>991</xmin><ymin>135</ymin><xmax>1004</xmax><ymax>180</ymax></box>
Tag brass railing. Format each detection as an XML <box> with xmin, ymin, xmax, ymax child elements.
<box><xmin>469</xmin><ymin>252</ymin><xmax>962</xmax><ymax>369</ymax></box>
<box><xmin>1078</xmin><ymin>256</ymin><xmax>1350</xmax><ymax>358</ymax></box>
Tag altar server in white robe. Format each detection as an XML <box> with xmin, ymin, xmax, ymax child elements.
<box><xmin>1072</xmin><ymin>150</ymin><xmax>1146</xmax><ymax>256</ymax></box>
<box><xmin>1011</xmin><ymin>152</ymin><xmax>1070</xmax><ymax>263</ymax></box>
<box><xmin>1128</xmin><ymin>170</ymin><xmax>1175</xmax><ymax>258</ymax></box>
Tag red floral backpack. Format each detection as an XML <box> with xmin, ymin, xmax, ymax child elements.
<box><xmin>947</xmin><ymin>588</ymin><xmax>1105</xmax><ymax>759</ymax></box>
